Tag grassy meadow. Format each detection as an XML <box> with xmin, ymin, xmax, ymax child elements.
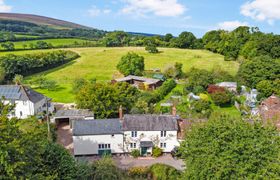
<box><xmin>0</xmin><ymin>47</ymin><xmax>239</xmax><ymax>102</ymax></box>
<box><xmin>2</xmin><ymin>38</ymin><xmax>94</xmax><ymax>50</ymax></box>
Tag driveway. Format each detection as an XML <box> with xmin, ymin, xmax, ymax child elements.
<box><xmin>57</xmin><ymin>122</ymin><xmax>73</xmax><ymax>154</ymax></box>
<box><xmin>80</xmin><ymin>154</ymin><xmax>185</xmax><ymax>171</ymax></box>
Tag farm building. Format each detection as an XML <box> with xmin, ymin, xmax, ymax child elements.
<box><xmin>216</xmin><ymin>82</ymin><xmax>237</xmax><ymax>92</ymax></box>
<box><xmin>0</xmin><ymin>85</ymin><xmax>54</xmax><ymax>119</ymax></box>
<box><xmin>72</xmin><ymin>113</ymin><xmax>181</xmax><ymax>156</ymax></box>
<box><xmin>51</xmin><ymin>109</ymin><xmax>94</xmax><ymax>126</ymax></box>
<box><xmin>112</xmin><ymin>75</ymin><xmax>163</xmax><ymax>90</ymax></box>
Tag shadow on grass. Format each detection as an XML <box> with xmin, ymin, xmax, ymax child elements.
<box><xmin>26</xmin><ymin>60</ymin><xmax>77</xmax><ymax>78</ymax></box>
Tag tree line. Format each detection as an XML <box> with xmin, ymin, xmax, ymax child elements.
<box><xmin>0</xmin><ymin>50</ymin><xmax>79</xmax><ymax>81</ymax></box>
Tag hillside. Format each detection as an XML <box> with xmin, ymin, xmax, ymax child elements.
<box><xmin>0</xmin><ymin>13</ymin><xmax>90</xmax><ymax>29</ymax></box>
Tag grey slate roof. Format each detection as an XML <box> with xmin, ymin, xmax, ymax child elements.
<box><xmin>55</xmin><ymin>109</ymin><xmax>94</xmax><ymax>118</ymax></box>
<box><xmin>73</xmin><ymin>119</ymin><xmax>122</xmax><ymax>136</ymax></box>
<box><xmin>0</xmin><ymin>85</ymin><xmax>45</xmax><ymax>103</ymax></box>
<box><xmin>122</xmin><ymin>114</ymin><xmax>178</xmax><ymax>131</ymax></box>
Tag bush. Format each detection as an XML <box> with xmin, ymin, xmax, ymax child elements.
<box><xmin>211</xmin><ymin>91</ymin><xmax>233</xmax><ymax>106</ymax></box>
<box><xmin>145</xmin><ymin>44</ymin><xmax>159</xmax><ymax>53</ymax></box>
<box><xmin>193</xmin><ymin>85</ymin><xmax>205</xmax><ymax>94</ymax></box>
<box><xmin>152</xmin><ymin>147</ymin><xmax>163</xmax><ymax>157</ymax></box>
<box><xmin>149</xmin><ymin>163</ymin><xmax>181</xmax><ymax>180</ymax></box>
<box><xmin>127</xmin><ymin>166</ymin><xmax>149</xmax><ymax>178</ymax></box>
<box><xmin>131</xmin><ymin>149</ymin><xmax>140</xmax><ymax>158</ymax></box>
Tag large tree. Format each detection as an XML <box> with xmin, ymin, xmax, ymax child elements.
<box><xmin>117</xmin><ymin>52</ymin><xmax>145</xmax><ymax>76</ymax></box>
<box><xmin>179</xmin><ymin>114</ymin><xmax>280</xmax><ymax>179</ymax></box>
<box><xmin>76</xmin><ymin>82</ymin><xmax>140</xmax><ymax>118</ymax></box>
<box><xmin>238</xmin><ymin>55</ymin><xmax>280</xmax><ymax>87</ymax></box>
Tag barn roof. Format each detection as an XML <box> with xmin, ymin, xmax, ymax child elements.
<box><xmin>73</xmin><ymin>119</ymin><xmax>122</xmax><ymax>136</ymax></box>
<box><xmin>55</xmin><ymin>109</ymin><xmax>94</xmax><ymax>118</ymax></box>
<box><xmin>114</xmin><ymin>75</ymin><xmax>160</xmax><ymax>85</ymax></box>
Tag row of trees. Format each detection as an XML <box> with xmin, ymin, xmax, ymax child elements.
<box><xmin>202</xmin><ymin>26</ymin><xmax>280</xmax><ymax>60</ymax></box>
<box><xmin>0</xmin><ymin>50</ymin><xmax>79</xmax><ymax>80</ymax></box>
<box><xmin>102</xmin><ymin>30</ymin><xmax>203</xmax><ymax>49</ymax></box>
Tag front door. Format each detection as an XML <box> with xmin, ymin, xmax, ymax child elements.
<box><xmin>141</xmin><ymin>147</ymin><xmax>148</xmax><ymax>156</ymax></box>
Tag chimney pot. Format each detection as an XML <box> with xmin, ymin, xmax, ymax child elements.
<box><xmin>119</xmin><ymin>105</ymin><xmax>123</xmax><ymax>120</ymax></box>
<box><xmin>172</xmin><ymin>105</ymin><xmax>176</xmax><ymax>116</ymax></box>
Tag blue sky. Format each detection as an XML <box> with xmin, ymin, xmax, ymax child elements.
<box><xmin>2</xmin><ymin>0</ymin><xmax>280</xmax><ymax>37</ymax></box>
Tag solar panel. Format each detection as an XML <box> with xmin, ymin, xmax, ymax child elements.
<box><xmin>0</xmin><ymin>86</ymin><xmax>21</xmax><ymax>100</ymax></box>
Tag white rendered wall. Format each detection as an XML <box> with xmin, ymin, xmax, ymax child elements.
<box><xmin>123</xmin><ymin>130</ymin><xmax>179</xmax><ymax>153</ymax></box>
<box><xmin>73</xmin><ymin>134</ymin><xmax>124</xmax><ymax>155</ymax></box>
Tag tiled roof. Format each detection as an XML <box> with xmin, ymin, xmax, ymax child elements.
<box><xmin>259</xmin><ymin>95</ymin><xmax>280</xmax><ymax>129</ymax></box>
<box><xmin>73</xmin><ymin>119</ymin><xmax>122</xmax><ymax>136</ymax></box>
<box><xmin>122</xmin><ymin>114</ymin><xmax>178</xmax><ymax>131</ymax></box>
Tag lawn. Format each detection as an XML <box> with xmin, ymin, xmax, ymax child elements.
<box><xmin>0</xmin><ymin>47</ymin><xmax>239</xmax><ymax>103</ymax></box>
<box><xmin>3</xmin><ymin>38</ymin><xmax>94</xmax><ymax>50</ymax></box>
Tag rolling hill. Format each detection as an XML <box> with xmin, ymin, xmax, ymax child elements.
<box><xmin>0</xmin><ymin>13</ymin><xmax>90</xmax><ymax>29</ymax></box>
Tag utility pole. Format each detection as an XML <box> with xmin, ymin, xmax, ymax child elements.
<box><xmin>46</xmin><ymin>98</ymin><xmax>51</xmax><ymax>141</ymax></box>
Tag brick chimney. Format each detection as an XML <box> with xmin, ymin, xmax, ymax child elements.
<box><xmin>172</xmin><ymin>105</ymin><xmax>176</xmax><ymax>116</ymax></box>
<box><xmin>119</xmin><ymin>105</ymin><xmax>123</xmax><ymax>120</ymax></box>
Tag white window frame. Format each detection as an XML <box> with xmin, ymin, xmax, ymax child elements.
<box><xmin>98</xmin><ymin>144</ymin><xmax>111</xmax><ymax>150</ymax></box>
<box><xmin>130</xmin><ymin>143</ymin><xmax>136</xmax><ymax>149</ymax></box>
<box><xmin>131</xmin><ymin>131</ymin><xmax>137</xmax><ymax>137</ymax></box>
<box><xmin>160</xmin><ymin>143</ymin><xmax>166</xmax><ymax>148</ymax></box>
<box><xmin>160</xmin><ymin>131</ymin><xmax>167</xmax><ymax>137</ymax></box>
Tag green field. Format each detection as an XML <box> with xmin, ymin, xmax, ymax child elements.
<box><xmin>15</xmin><ymin>34</ymin><xmax>40</xmax><ymax>38</ymax></box>
<box><xmin>0</xmin><ymin>47</ymin><xmax>239</xmax><ymax>102</ymax></box>
<box><xmin>4</xmin><ymin>38</ymin><xmax>94</xmax><ymax>50</ymax></box>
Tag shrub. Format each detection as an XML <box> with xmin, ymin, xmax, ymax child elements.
<box><xmin>211</xmin><ymin>91</ymin><xmax>233</xmax><ymax>106</ymax></box>
<box><xmin>149</xmin><ymin>163</ymin><xmax>181</xmax><ymax>180</ymax></box>
<box><xmin>127</xmin><ymin>166</ymin><xmax>149</xmax><ymax>178</ymax></box>
<box><xmin>193</xmin><ymin>85</ymin><xmax>205</xmax><ymax>94</ymax></box>
<box><xmin>131</xmin><ymin>149</ymin><xmax>140</xmax><ymax>158</ymax></box>
<box><xmin>145</xmin><ymin>44</ymin><xmax>159</xmax><ymax>53</ymax></box>
<box><xmin>152</xmin><ymin>147</ymin><xmax>163</xmax><ymax>157</ymax></box>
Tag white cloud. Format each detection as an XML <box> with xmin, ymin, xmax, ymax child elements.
<box><xmin>241</xmin><ymin>0</ymin><xmax>280</xmax><ymax>25</ymax></box>
<box><xmin>88</xmin><ymin>6</ymin><xmax>112</xmax><ymax>17</ymax></box>
<box><xmin>0</xmin><ymin>0</ymin><xmax>12</xmax><ymax>12</ymax></box>
<box><xmin>217</xmin><ymin>21</ymin><xmax>249</xmax><ymax>31</ymax></box>
<box><xmin>121</xmin><ymin>0</ymin><xmax>186</xmax><ymax>17</ymax></box>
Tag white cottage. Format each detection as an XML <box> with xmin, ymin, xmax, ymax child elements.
<box><xmin>73</xmin><ymin>119</ymin><xmax>124</xmax><ymax>155</ymax></box>
<box><xmin>0</xmin><ymin>85</ymin><xmax>54</xmax><ymax>119</ymax></box>
<box><xmin>122</xmin><ymin>114</ymin><xmax>180</xmax><ymax>156</ymax></box>
<box><xmin>72</xmin><ymin>114</ymin><xmax>180</xmax><ymax>156</ymax></box>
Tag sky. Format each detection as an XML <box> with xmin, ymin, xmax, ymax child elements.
<box><xmin>1</xmin><ymin>0</ymin><xmax>280</xmax><ymax>37</ymax></box>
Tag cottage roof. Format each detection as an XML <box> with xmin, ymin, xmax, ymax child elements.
<box><xmin>114</xmin><ymin>75</ymin><xmax>160</xmax><ymax>85</ymax></box>
<box><xmin>122</xmin><ymin>114</ymin><xmax>178</xmax><ymax>131</ymax></box>
<box><xmin>259</xmin><ymin>95</ymin><xmax>280</xmax><ymax>129</ymax></box>
<box><xmin>0</xmin><ymin>85</ymin><xmax>46</xmax><ymax>103</ymax></box>
<box><xmin>73</xmin><ymin>119</ymin><xmax>122</xmax><ymax>136</ymax></box>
